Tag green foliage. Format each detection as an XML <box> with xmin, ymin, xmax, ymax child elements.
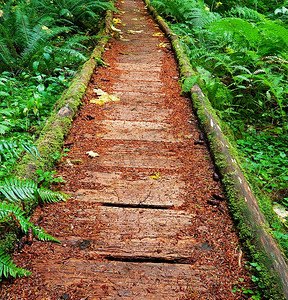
<box><xmin>0</xmin><ymin>176</ymin><xmax>64</xmax><ymax>279</ymax></box>
<box><xmin>0</xmin><ymin>201</ymin><xmax>60</xmax><ymax>278</ymax></box>
<box><xmin>0</xmin><ymin>139</ymin><xmax>41</xmax><ymax>162</ymax></box>
<box><xmin>36</xmin><ymin>170</ymin><xmax>65</xmax><ymax>189</ymax></box>
<box><xmin>237</xmin><ymin>129</ymin><xmax>288</xmax><ymax>193</ymax></box>
<box><xmin>0</xmin><ymin>251</ymin><xmax>31</xmax><ymax>278</ymax></box>
<box><xmin>0</xmin><ymin>177</ymin><xmax>66</xmax><ymax>205</ymax></box>
<box><xmin>182</xmin><ymin>75</ymin><xmax>198</xmax><ymax>93</ymax></box>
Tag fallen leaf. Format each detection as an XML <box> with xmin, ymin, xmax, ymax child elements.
<box><xmin>86</xmin><ymin>151</ymin><xmax>100</xmax><ymax>158</ymax></box>
<box><xmin>120</xmin><ymin>38</ymin><xmax>130</xmax><ymax>41</ymax></box>
<box><xmin>127</xmin><ymin>30</ymin><xmax>143</xmax><ymax>34</ymax></box>
<box><xmin>153</xmin><ymin>32</ymin><xmax>164</xmax><ymax>36</ymax></box>
<box><xmin>66</xmin><ymin>159</ymin><xmax>73</xmax><ymax>166</ymax></box>
<box><xmin>113</xmin><ymin>18</ymin><xmax>122</xmax><ymax>24</ymax></box>
<box><xmin>131</xmin><ymin>18</ymin><xmax>138</xmax><ymax>20</ymax></box>
<box><xmin>94</xmin><ymin>88</ymin><xmax>107</xmax><ymax>96</ymax></box>
<box><xmin>158</xmin><ymin>42</ymin><xmax>169</xmax><ymax>48</ymax></box>
<box><xmin>150</xmin><ymin>172</ymin><xmax>161</xmax><ymax>180</ymax></box>
<box><xmin>90</xmin><ymin>93</ymin><xmax>120</xmax><ymax>105</ymax></box>
<box><xmin>111</xmin><ymin>25</ymin><xmax>121</xmax><ymax>33</ymax></box>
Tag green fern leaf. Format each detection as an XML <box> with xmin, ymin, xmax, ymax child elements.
<box><xmin>0</xmin><ymin>177</ymin><xmax>66</xmax><ymax>205</ymax></box>
<box><xmin>0</xmin><ymin>250</ymin><xmax>31</xmax><ymax>278</ymax></box>
<box><xmin>0</xmin><ymin>139</ymin><xmax>41</xmax><ymax>162</ymax></box>
<box><xmin>0</xmin><ymin>202</ymin><xmax>60</xmax><ymax>243</ymax></box>
<box><xmin>207</xmin><ymin>18</ymin><xmax>259</xmax><ymax>49</ymax></box>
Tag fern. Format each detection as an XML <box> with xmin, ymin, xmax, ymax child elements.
<box><xmin>0</xmin><ymin>139</ymin><xmax>41</xmax><ymax>162</ymax></box>
<box><xmin>0</xmin><ymin>202</ymin><xmax>60</xmax><ymax>242</ymax></box>
<box><xmin>229</xmin><ymin>6</ymin><xmax>266</xmax><ymax>22</ymax></box>
<box><xmin>0</xmin><ymin>200</ymin><xmax>60</xmax><ymax>278</ymax></box>
<box><xmin>0</xmin><ymin>177</ymin><xmax>66</xmax><ymax>205</ymax></box>
<box><xmin>207</xmin><ymin>18</ymin><xmax>260</xmax><ymax>50</ymax></box>
<box><xmin>0</xmin><ymin>250</ymin><xmax>31</xmax><ymax>278</ymax></box>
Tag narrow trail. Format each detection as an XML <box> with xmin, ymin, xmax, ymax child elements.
<box><xmin>2</xmin><ymin>0</ymin><xmax>252</xmax><ymax>299</ymax></box>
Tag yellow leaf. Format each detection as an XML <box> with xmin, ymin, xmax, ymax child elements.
<box><xmin>42</xmin><ymin>26</ymin><xmax>48</xmax><ymax>30</ymax></box>
<box><xmin>113</xmin><ymin>18</ymin><xmax>122</xmax><ymax>24</ymax></box>
<box><xmin>153</xmin><ymin>32</ymin><xmax>164</xmax><ymax>36</ymax></box>
<box><xmin>131</xmin><ymin>18</ymin><xmax>138</xmax><ymax>20</ymax></box>
<box><xmin>90</xmin><ymin>93</ymin><xmax>120</xmax><ymax>105</ymax></box>
<box><xmin>150</xmin><ymin>172</ymin><xmax>161</xmax><ymax>180</ymax></box>
<box><xmin>158</xmin><ymin>42</ymin><xmax>168</xmax><ymax>48</ymax></box>
<box><xmin>86</xmin><ymin>151</ymin><xmax>100</xmax><ymax>158</ymax></box>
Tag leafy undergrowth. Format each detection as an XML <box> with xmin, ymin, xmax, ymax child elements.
<box><xmin>0</xmin><ymin>0</ymin><xmax>114</xmax><ymax>280</ymax></box>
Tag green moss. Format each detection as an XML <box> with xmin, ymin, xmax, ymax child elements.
<box><xmin>0</xmin><ymin>232</ymin><xmax>18</xmax><ymax>254</ymax></box>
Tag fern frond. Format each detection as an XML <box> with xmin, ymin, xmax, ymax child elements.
<box><xmin>21</xmin><ymin>25</ymin><xmax>72</xmax><ymax>66</ymax></box>
<box><xmin>55</xmin><ymin>47</ymin><xmax>87</xmax><ymax>60</ymax></box>
<box><xmin>14</xmin><ymin>7</ymin><xmax>30</xmax><ymax>45</ymax></box>
<box><xmin>0</xmin><ymin>202</ymin><xmax>60</xmax><ymax>243</ymax></box>
<box><xmin>207</xmin><ymin>18</ymin><xmax>259</xmax><ymax>49</ymax></box>
<box><xmin>229</xmin><ymin>6</ymin><xmax>266</xmax><ymax>23</ymax></box>
<box><xmin>0</xmin><ymin>177</ymin><xmax>66</xmax><ymax>205</ymax></box>
<box><xmin>0</xmin><ymin>250</ymin><xmax>31</xmax><ymax>278</ymax></box>
<box><xmin>0</xmin><ymin>139</ymin><xmax>41</xmax><ymax>162</ymax></box>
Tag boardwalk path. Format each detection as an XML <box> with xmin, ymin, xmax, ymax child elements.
<box><xmin>1</xmin><ymin>0</ymin><xmax>251</xmax><ymax>299</ymax></box>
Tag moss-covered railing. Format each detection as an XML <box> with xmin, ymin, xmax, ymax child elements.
<box><xmin>143</xmin><ymin>0</ymin><xmax>288</xmax><ymax>298</ymax></box>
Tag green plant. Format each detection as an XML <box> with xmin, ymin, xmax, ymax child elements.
<box><xmin>0</xmin><ymin>251</ymin><xmax>31</xmax><ymax>278</ymax></box>
<box><xmin>51</xmin><ymin>148</ymin><xmax>69</xmax><ymax>162</ymax></box>
<box><xmin>0</xmin><ymin>176</ymin><xmax>66</xmax><ymax>279</ymax></box>
<box><xmin>0</xmin><ymin>201</ymin><xmax>60</xmax><ymax>278</ymax></box>
<box><xmin>36</xmin><ymin>170</ymin><xmax>65</xmax><ymax>188</ymax></box>
<box><xmin>0</xmin><ymin>177</ymin><xmax>66</xmax><ymax>206</ymax></box>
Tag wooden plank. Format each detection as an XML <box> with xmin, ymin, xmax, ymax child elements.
<box><xmin>112</xmin><ymin>81</ymin><xmax>163</xmax><ymax>93</ymax></box>
<box><xmin>103</xmin><ymin>104</ymin><xmax>172</xmax><ymax>122</ymax></box>
<box><xmin>115</xmin><ymin>62</ymin><xmax>161</xmax><ymax>71</ymax></box>
<box><xmin>36</xmin><ymin>259</ymin><xmax>216</xmax><ymax>298</ymax></box>
<box><xmin>58</xmin><ymin>206</ymin><xmax>198</xmax><ymax>259</ymax></box>
<box><xmin>99</xmin><ymin>120</ymin><xmax>176</xmax><ymax>142</ymax></box>
<box><xmin>113</xmin><ymin>91</ymin><xmax>166</xmax><ymax>105</ymax></box>
<box><xmin>74</xmin><ymin>174</ymin><xmax>185</xmax><ymax>207</ymax></box>
<box><xmin>119</xmin><ymin>71</ymin><xmax>161</xmax><ymax>81</ymax></box>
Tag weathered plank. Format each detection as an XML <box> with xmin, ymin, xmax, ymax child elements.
<box><xmin>58</xmin><ymin>206</ymin><xmax>198</xmax><ymax>259</ymax></box>
<box><xmin>36</xmin><ymin>259</ymin><xmax>216</xmax><ymax>299</ymax></box>
<box><xmin>115</xmin><ymin>62</ymin><xmax>161</xmax><ymax>71</ymax></box>
<box><xmin>103</xmin><ymin>104</ymin><xmax>171</xmax><ymax>122</ymax></box>
<box><xmin>112</xmin><ymin>81</ymin><xmax>163</xmax><ymax>93</ymax></box>
<box><xmin>99</xmin><ymin>120</ymin><xmax>175</xmax><ymax>142</ymax></box>
<box><xmin>75</xmin><ymin>174</ymin><xmax>185</xmax><ymax>207</ymax></box>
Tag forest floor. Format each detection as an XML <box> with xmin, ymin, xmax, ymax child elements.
<box><xmin>1</xmin><ymin>0</ymin><xmax>253</xmax><ymax>299</ymax></box>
